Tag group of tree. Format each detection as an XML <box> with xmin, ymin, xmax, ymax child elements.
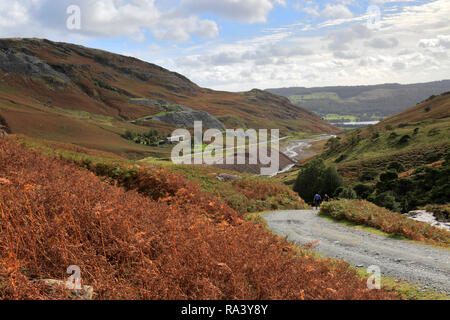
<box><xmin>123</xmin><ymin>129</ymin><xmax>165</xmax><ymax>147</ymax></box>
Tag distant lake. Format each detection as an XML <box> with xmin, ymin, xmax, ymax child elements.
<box><xmin>330</xmin><ymin>121</ymin><xmax>380</xmax><ymax>127</ymax></box>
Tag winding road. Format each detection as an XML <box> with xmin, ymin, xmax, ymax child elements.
<box><xmin>265</xmin><ymin>210</ymin><xmax>450</xmax><ymax>294</ymax></box>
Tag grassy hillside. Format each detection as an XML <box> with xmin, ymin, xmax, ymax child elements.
<box><xmin>267</xmin><ymin>81</ymin><xmax>450</xmax><ymax>121</ymax></box>
<box><xmin>13</xmin><ymin>134</ymin><xmax>308</xmax><ymax>215</ymax></box>
<box><xmin>0</xmin><ymin>38</ymin><xmax>339</xmax><ymax>159</ymax></box>
<box><xmin>319</xmin><ymin>92</ymin><xmax>450</xmax><ymax>182</ymax></box>
<box><xmin>0</xmin><ymin>136</ymin><xmax>399</xmax><ymax>300</ymax></box>
<box><xmin>285</xmin><ymin>92</ymin><xmax>450</xmax><ymax>213</ymax></box>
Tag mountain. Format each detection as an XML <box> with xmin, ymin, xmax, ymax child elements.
<box><xmin>266</xmin><ymin>81</ymin><xmax>450</xmax><ymax>121</ymax></box>
<box><xmin>0</xmin><ymin>38</ymin><xmax>339</xmax><ymax>158</ymax></box>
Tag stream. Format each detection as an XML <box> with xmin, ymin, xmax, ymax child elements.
<box><xmin>273</xmin><ymin>135</ymin><xmax>335</xmax><ymax>176</ymax></box>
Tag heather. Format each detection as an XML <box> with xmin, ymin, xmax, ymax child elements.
<box><xmin>321</xmin><ymin>200</ymin><xmax>450</xmax><ymax>247</ymax></box>
<box><xmin>0</xmin><ymin>139</ymin><xmax>398</xmax><ymax>299</ymax></box>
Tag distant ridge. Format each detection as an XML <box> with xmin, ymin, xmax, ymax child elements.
<box><xmin>267</xmin><ymin>80</ymin><xmax>450</xmax><ymax>121</ymax></box>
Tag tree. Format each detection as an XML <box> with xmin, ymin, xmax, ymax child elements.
<box><xmin>294</xmin><ymin>159</ymin><xmax>344</xmax><ymax>204</ymax></box>
<box><xmin>293</xmin><ymin>159</ymin><xmax>325</xmax><ymax>203</ymax></box>
<box><xmin>322</xmin><ymin>166</ymin><xmax>344</xmax><ymax>197</ymax></box>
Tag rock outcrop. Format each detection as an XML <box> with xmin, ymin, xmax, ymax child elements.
<box><xmin>152</xmin><ymin>109</ymin><xmax>227</xmax><ymax>131</ymax></box>
<box><xmin>0</xmin><ymin>50</ymin><xmax>70</xmax><ymax>84</ymax></box>
<box><xmin>130</xmin><ymin>99</ymin><xmax>227</xmax><ymax>130</ymax></box>
<box><xmin>406</xmin><ymin>210</ymin><xmax>450</xmax><ymax>230</ymax></box>
<box><xmin>33</xmin><ymin>278</ymin><xmax>94</xmax><ymax>300</ymax></box>
<box><xmin>216</xmin><ymin>173</ymin><xmax>242</xmax><ymax>182</ymax></box>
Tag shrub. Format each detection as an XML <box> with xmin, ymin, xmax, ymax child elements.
<box><xmin>374</xmin><ymin>191</ymin><xmax>400</xmax><ymax>212</ymax></box>
<box><xmin>353</xmin><ymin>183</ymin><xmax>374</xmax><ymax>199</ymax></box>
<box><xmin>334</xmin><ymin>154</ymin><xmax>347</xmax><ymax>163</ymax></box>
<box><xmin>325</xmin><ymin>137</ymin><xmax>341</xmax><ymax>151</ymax></box>
<box><xmin>387</xmin><ymin>162</ymin><xmax>405</xmax><ymax>173</ymax></box>
<box><xmin>371</xmin><ymin>132</ymin><xmax>380</xmax><ymax>140</ymax></box>
<box><xmin>380</xmin><ymin>170</ymin><xmax>398</xmax><ymax>182</ymax></box>
<box><xmin>398</xmin><ymin>135</ymin><xmax>411</xmax><ymax>145</ymax></box>
<box><xmin>425</xmin><ymin>152</ymin><xmax>443</xmax><ymax>163</ymax></box>
<box><xmin>428</xmin><ymin>128</ymin><xmax>440</xmax><ymax>137</ymax></box>
<box><xmin>123</xmin><ymin>129</ymin><xmax>164</xmax><ymax>146</ymax></box>
<box><xmin>320</xmin><ymin>200</ymin><xmax>450</xmax><ymax>247</ymax></box>
<box><xmin>388</xmin><ymin>132</ymin><xmax>399</xmax><ymax>139</ymax></box>
<box><xmin>338</xmin><ymin>187</ymin><xmax>357</xmax><ymax>200</ymax></box>
<box><xmin>359</xmin><ymin>170</ymin><xmax>379</xmax><ymax>182</ymax></box>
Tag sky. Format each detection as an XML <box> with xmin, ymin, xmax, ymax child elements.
<box><xmin>0</xmin><ymin>0</ymin><xmax>449</xmax><ymax>91</ymax></box>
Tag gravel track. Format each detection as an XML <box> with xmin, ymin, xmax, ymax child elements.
<box><xmin>265</xmin><ymin>210</ymin><xmax>450</xmax><ymax>294</ymax></box>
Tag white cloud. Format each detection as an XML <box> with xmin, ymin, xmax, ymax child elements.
<box><xmin>0</xmin><ymin>0</ymin><xmax>449</xmax><ymax>92</ymax></box>
<box><xmin>419</xmin><ymin>35</ymin><xmax>450</xmax><ymax>49</ymax></box>
<box><xmin>0</xmin><ymin>0</ymin><xmax>219</xmax><ymax>42</ymax></box>
<box><xmin>182</xmin><ymin>0</ymin><xmax>285</xmax><ymax>23</ymax></box>
<box><xmin>322</xmin><ymin>4</ymin><xmax>353</xmax><ymax>19</ymax></box>
<box><xmin>365</xmin><ymin>37</ymin><xmax>399</xmax><ymax>49</ymax></box>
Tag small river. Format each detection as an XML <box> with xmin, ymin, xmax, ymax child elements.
<box><xmin>272</xmin><ymin>135</ymin><xmax>335</xmax><ymax>176</ymax></box>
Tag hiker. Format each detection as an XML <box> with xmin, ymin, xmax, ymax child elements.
<box><xmin>313</xmin><ymin>193</ymin><xmax>322</xmax><ymax>210</ymax></box>
<box><xmin>324</xmin><ymin>194</ymin><xmax>330</xmax><ymax>202</ymax></box>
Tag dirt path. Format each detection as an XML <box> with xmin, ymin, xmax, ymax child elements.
<box><xmin>265</xmin><ymin>210</ymin><xmax>450</xmax><ymax>293</ymax></box>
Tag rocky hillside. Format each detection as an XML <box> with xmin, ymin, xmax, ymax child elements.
<box><xmin>0</xmin><ymin>38</ymin><xmax>339</xmax><ymax>157</ymax></box>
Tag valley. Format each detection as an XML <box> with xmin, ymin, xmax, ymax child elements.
<box><xmin>0</xmin><ymin>38</ymin><xmax>448</xmax><ymax>302</ymax></box>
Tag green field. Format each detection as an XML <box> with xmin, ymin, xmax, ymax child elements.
<box><xmin>324</xmin><ymin>114</ymin><xmax>358</xmax><ymax>122</ymax></box>
<box><xmin>289</xmin><ymin>92</ymin><xmax>340</xmax><ymax>104</ymax></box>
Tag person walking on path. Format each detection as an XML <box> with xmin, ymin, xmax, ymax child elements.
<box><xmin>313</xmin><ymin>193</ymin><xmax>322</xmax><ymax>210</ymax></box>
<box><xmin>324</xmin><ymin>194</ymin><xmax>330</xmax><ymax>202</ymax></box>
